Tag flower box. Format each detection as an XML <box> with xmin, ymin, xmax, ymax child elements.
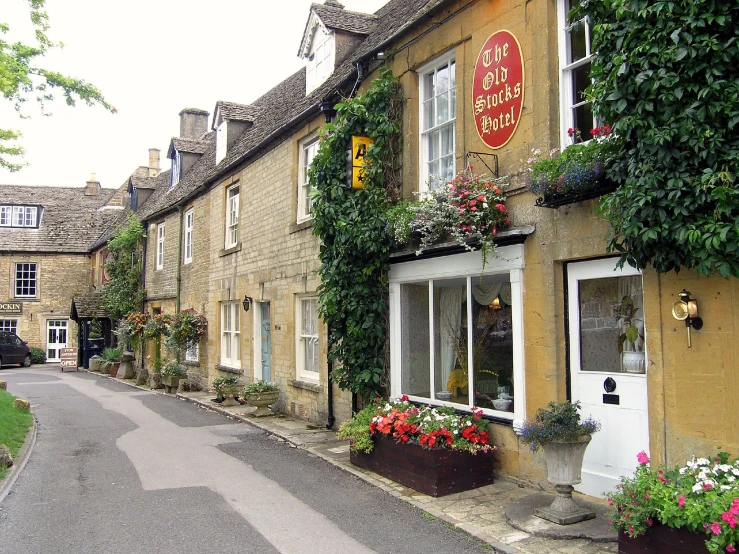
<box><xmin>534</xmin><ymin>180</ymin><xmax>618</xmax><ymax>208</ymax></box>
<box><xmin>350</xmin><ymin>437</ymin><xmax>494</xmax><ymax>497</ymax></box>
<box><xmin>618</xmin><ymin>525</ymin><xmax>709</xmax><ymax>554</ymax></box>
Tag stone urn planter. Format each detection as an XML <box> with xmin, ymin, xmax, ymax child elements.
<box><xmin>220</xmin><ymin>385</ymin><xmax>242</xmax><ymax>407</ymax></box>
<box><xmin>162</xmin><ymin>374</ymin><xmax>186</xmax><ymax>394</ymax></box>
<box><xmin>116</xmin><ymin>351</ymin><xmax>136</xmax><ymax>379</ymax></box>
<box><xmin>88</xmin><ymin>356</ymin><xmax>103</xmax><ymax>372</ymax></box>
<box><xmin>534</xmin><ymin>435</ymin><xmax>596</xmax><ymax>525</ymax></box>
<box><xmin>245</xmin><ymin>391</ymin><xmax>279</xmax><ymax>417</ymax></box>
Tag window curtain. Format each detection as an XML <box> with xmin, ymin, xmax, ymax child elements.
<box><xmin>471</xmin><ymin>282</ymin><xmax>511</xmax><ymax>306</ymax></box>
<box><xmin>439</xmin><ymin>287</ymin><xmax>464</xmax><ymax>391</ymax></box>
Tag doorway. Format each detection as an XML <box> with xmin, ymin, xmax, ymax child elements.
<box><xmin>47</xmin><ymin>319</ymin><xmax>68</xmax><ymax>362</ymax></box>
<box><xmin>567</xmin><ymin>258</ymin><xmax>649</xmax><ymax>497</ymax></box>
<box><xmin>256</xmin><ymin>302</ymin><xmax>271</xmax><ymax>382</ymax></box>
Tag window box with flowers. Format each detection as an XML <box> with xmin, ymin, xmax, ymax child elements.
<box><xmin>387</xmin><ymin>171</ymin><xmax>511</xmax><ymax>268</ymax></box>
<box><xmin>611</xmin><ymin>451</ymin><xmax>739</xmax><ymax>554</ymax></box>
<box><xmin>164</xmin><ymin>308</ymin><xmax>207</xmax><ymax>353</ymax></box>
<box><xmin>528</xmin><ymin>126</ymin><xmax>619</xmax><ymax>208</ymax></box>
<box><xmin>338</xmin><ymin>396</ymin><xmax>495</xmax><ymax>497</ymax></box>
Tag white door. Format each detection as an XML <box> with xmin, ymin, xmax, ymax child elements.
<box><xmin>567</xmin><ymin>258</ymin><xmax>649</xmax><ymax>497</ymax></box>
<box><xmin>47</xmin><ymin>319</ymin><xmax>68</xmax><ymax>362</ymax></box>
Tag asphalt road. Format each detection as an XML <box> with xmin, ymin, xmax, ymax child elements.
<box><xmin>0</xmin><ymin>366</ymin><xmax>490</xmax><ymax>554</ymax></box>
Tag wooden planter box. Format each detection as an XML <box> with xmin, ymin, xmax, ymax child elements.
<box><xmin>618</xmin><ymin>525</ymin><xmax>709</xmax><ymax>554</ymax></box>
<box><xmin>350</xmin><ymin>438</ymin><xmax>494</xmax><ymax>497</ymax></box>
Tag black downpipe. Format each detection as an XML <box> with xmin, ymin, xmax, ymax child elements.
<box><xmin>352</xmin><ymin>392</ymin><xmax>358</xmax><ymax>415</ymax></box>
<box><xmin>563</xmin><ymin>262</ymin><xmax>571</xmax><ymax>402</ymax></box>
<box><xmin>326</xmin><ymin>322</ymin><xmax>335</xmax><ymax>429</ymax></box>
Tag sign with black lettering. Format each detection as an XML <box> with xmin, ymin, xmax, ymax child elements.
<box><xmin>351</xmin><ymin>136</ymin><xmax>374</xmax><ymax>189</ymax></box>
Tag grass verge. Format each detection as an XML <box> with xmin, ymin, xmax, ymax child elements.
<box><xmin>0</xmin><ymin>389</ymin><xmax>33</xmax><ymax>480</ymax></box>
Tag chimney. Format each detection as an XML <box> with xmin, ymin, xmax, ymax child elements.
<box><xmin>85</xmin><ymin>173</ymin><xmax>101</xmax><ymax>196</ymax></box>
<box><xmin>324</xmin><ymin>0</ymin><xmax>344</xmax><ymax>7</ymax></box>
<box><xmin>179</xmin><ymin>108</ymin><xmax>209</xmax><ymax>140</ymax></box>
<box><xmin>148</xmin><ymin>148</ymin><xmax>160</xmax><ymax>176</ymax></box>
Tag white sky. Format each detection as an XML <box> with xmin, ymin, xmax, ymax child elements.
<box><xmin>0</xmin><ymin>0</ymin><xmax>389</xmax><ymax>189</ymax></box>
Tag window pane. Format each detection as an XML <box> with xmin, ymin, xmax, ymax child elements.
<box><xmin>433</xmin><ymin>279</ymin><xmax>467</xmax><ymax>404</ymax></box>
<box><xmin>573</xmin><ymin>102</ymin><xmax>594</xmax><ymax>135</ymax></box>
<box><xmin>423</xmin><ymin>73</ymin><xmax>434</xmax><ymax>101</ymax></box>
<box><xmin>568</xmin><ymin>20</ymin><xmax>588</xmax><ymax>63</ymax></box>
<box><xmin>580</xmin><ymin>276</ymin><xmax>644</xmax><ymax>373</ymax></box>
<box><xmin>440</xmin><ymin>124</ymin><xmax>454</xmax><ymax>156</ymax></box>
<box><xmin>437</xmin><ymin>64</ymin><xmax>449</xmax><ymax>93</ymax></box>
<box><xmin>423</xmin><ymin>99</ymin><xmax>434</xmax><ymax>131</ymax></box>
<box><xmin>427</xmin><ymin>160</ymin><xmax>440</xmax><ymax>188</ymax></box>
<box><xmin>440</xmin><ymin>155</ymin><xmax>455</xmax><ymax>183</ymax></box>
<box><xmin>428</xmin><ymin>129</ymin><xmax>440</xmax><ymax>161</ymax></box>
<box><xmin>436</xmin><ymin>91</ymin><xmax>449</xmax><ymax>125</ymax></box>
<box><xmin>400</xmin><ymin>282</ymin><xmax>430</xmax><ymax>399</ymax></box>
<box><xmin>572</xmin><ymin>61</ymin><xmax>591</xmax><ymax>105</ymax></box>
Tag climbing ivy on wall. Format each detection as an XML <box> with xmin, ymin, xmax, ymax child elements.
<box><xmin>578</xmin><ymin>0</ymin><xmax>739</xmax><ymax>277</ymax></box>
<box><xmin>310</xmin><ymin>67</ymin><xmax>403</xmax><ymax>400</ymax></box>
<box><xmin>102</xmin><ymin>214</ymin><xmax>146</xmax><ymax>321</ymax></box>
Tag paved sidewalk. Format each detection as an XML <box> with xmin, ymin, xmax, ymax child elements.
<box><xmin>78</xmin><ymin>372</ymin><xmax>617</xmax><ymax>554</ymax></box>
<box><xmin>173</xmin><ymin>389</ymin><xmax>618</xmax><ymax>554</ymax></box>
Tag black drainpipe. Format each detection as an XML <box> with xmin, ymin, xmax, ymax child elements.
<box><xmin>326</xmin><ymin>359</ymin><xmax>335</xmax><ymax>429</ymax></box>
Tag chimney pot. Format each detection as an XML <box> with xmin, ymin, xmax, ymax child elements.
<box><xmin>85</xmin><ymin>173</ymin><xmax>101</xmax><ymax>196</ymax></box>
<box><xmin>148</xmin><ymin>148</ymin><xmax>161</xmax><ymax>176</ymax></box>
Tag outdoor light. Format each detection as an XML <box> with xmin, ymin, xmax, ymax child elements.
<box><xmin>671</xmin><ymin>289</ymin><xmax>703</xmax><ymax>348</ymax></box>
<box><xmin>242</xmin><ymin>295</ymin><xmax>253</xmax><ymax>313</ymax></box>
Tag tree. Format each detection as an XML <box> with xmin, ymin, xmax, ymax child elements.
<box><xmin>0</xmin><ymin>0</ymin><xmax>115</xmax><ymax>171</ymax></box>
<box><xmin>578</xmin><ymin>0</ymin><xmax>739</xmax><ymax>277</ymax></box>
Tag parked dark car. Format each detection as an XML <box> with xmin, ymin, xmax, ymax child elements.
<box><xmin>0</xmin><ymin>331</ymin><xmax>32</xmax><ymax>368</ymax></box>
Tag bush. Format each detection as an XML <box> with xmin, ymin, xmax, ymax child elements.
<box><xmin>29</xmin><ymin>347</ymin><xmax>46</xmax><ymax>364</ymax></box>
<box><xmin>160</xmin><ymin>360</ymin><xmax>186</xmax><ymax>377</ymax></box>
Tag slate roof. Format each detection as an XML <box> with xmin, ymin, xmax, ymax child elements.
<box><xmin>215</xmin><ymin>101</ymin><xmax>262</xmax><ymax>124</ymax></box>
<box><xmin>130</xmin><ymin>175</ymin><xmax>159</xmax><ymax>190</ymax></box>
<box><xmin>171</xmin><ymin>137</ymin><xmax>210</xmax><ymax>155</ymax></box>
<box><xmin>312</xmin><ymin>3</ymin><xmax>377</xmax><ymax>35</ymax></box>
<box><xmin>142</xmin><ymin>0</ymin><xmax>451</xmax><ymax>221</ymax></box>
<box><xmin>70</xmin><ymin>292</ymin><xmax>107</xmax><ymax>320</ymax></box>
<box><xmin>0</xmin><ymin>185</ymin><xmax>122</xmax><ymax>253</ymax></box>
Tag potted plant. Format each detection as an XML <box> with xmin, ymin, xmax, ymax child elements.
<box><xmin>100</xmin><ymin>346</ymin><xmax>123</xmax><ymax>375</ymax></box>
<box><xmin>611</xmin><ymin>451</ymin><xmax>739</xmax><ymax>554</ymax></box>
<box><xmin>242</xmin><ymin>380</ymin><xmax>279</xmax><ymax>417</ymax></box>
<box><xmin>160</xmin><ymin>360</ymin><xmax>187</xmax><ymax>393</ymax></box>
<box><xmin>143</xmin><ymin>313</ymin><xmax>172</xmax><ymax>341</ymax></box>
<box><xmin>519</xmin><ymin>401</ymin><xmax>601</xmax><ymax>524</ymax></box>
<box><xmin>618</xmin><ymin>295</ymin><xmax>645</xmax><ymax>373</ymax></box>
<box><xmin>527</xmin><ymin>126</ymin><xmax>619</xmax><ymax>207</ymax></box>
<box><xmin>212</xmin><ymin>375</ymin><xmax>242</xmax><ymax>407</ymax></box>
<box><xmin>338</xmin><ymin>396</ymin><xmax>495</xmax><ymax>497</ymax></box>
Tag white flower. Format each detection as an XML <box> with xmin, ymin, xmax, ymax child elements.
<box><xmin>696</xmin><ymin>457</ymin><xmax>710</xmax><ymax>466</ymax></box>
<box><xmin>483</xmin><ymin>203</ymin><xmax>488</xmax><ymax>209</ymax></box>
<box><xmin>692</xmin><ymin>483</ymin><xmax>704</xmax><ymax>493</ymax></box>
<box><xmin>453</xmin><ymin>430</ymin><xmax>458</xmax><ymax>435</ymax></box>
<box><xmin>720</xmin><ymin>464</ymin><xmax>734</xmax><ymax>473</ymax></box>
<box><xmin>727</xmin><ymin>476</ymin><xmax>736</xmax><ymax>483</ymax></box>
<box><xmin>721</xmin><ymin>485</ymin><xmax>732</xmax><ymax>491</ymax></box>
<box><xmin>733</xmin><ymin>468</ymin><xmax>739</xmax><ymax>476</ymax></box>
<box><xmin>679</xmin><ymin>467</ymin><xmax>687</xmax><ymax>475</ymax></box>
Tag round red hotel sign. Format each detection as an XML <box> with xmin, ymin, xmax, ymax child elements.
<box><xmin>472</xmin><ymin>30</ymin><xmax>525</xmax><ymax>149</ymax></box>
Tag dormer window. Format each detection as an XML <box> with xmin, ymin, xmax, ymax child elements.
<box><xmin>305</xmin><ymin>26</ymin><xmax>335</xmax><ymax>94</ymax></box>
<box><xmin>170</xmin><ymin>151</ymin><xmax>182</xmax><ymax>189</ymax></box>
<box><xmin>1</xmin><ymin>205</ymin><xmax>40</xmax><ymax>228</ymax></box>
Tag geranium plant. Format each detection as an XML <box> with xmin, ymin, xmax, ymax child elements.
<box><xmin>519</xmin><ymin>401</ymin><xmax>600</xmax><ymax>452</ymax></box>
<box><xmin>165</xmin><ymin>308</ymin><xmax>207</xmax><ymax>351</ymax></box>
<box><xmin>387</xmin><ymin>171</ymin><xmax>511</xmax><ymax>267</ymax></box>
<box><xmin>527</xmin><ymin>126</ymin><xmax>619</xmax><ymax>202</ymax></box>
<box><xmin>143</xmin><ymin>313</ymin><xmax>172</xmax><ymax>340</ymax></box>
<box><xmin>610</xmin><ymin>451</ymin><xmax>739</xmax><ymax>554</ymax></box>
<box><xmin>160</xmin><ymin>360</ymin><xmax>186</xmax><ymax>377</ymax></box>
<box><xmin>338</xmin><ymin>396</ymin><xmax>495</xmax><ymax>455</ymax></box>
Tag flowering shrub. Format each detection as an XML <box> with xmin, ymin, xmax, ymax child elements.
<box><xmin>125</xmin><ymin>312</ymin><xmax>149</xmax><ymax>336</ymax></box>
<box><xmin>160</xmin><ymin>360</ymin><xmax>186</xmax><ymax>377</ymax></box>
<box><xmin>610</xmin><ymin>451</ymin><xmax>739</xmax><ymax>554</ymax></box>
<box><xmin>143</xmin><ymin>313</ymin><xmax>172</xmax><ymax>340</ymax></box>
<box><xmin>527</xmin><ymin>126</ymin><xmax>618</xmax><ymax>200</ymax></box>
<box><xmin>211</xmin><ymin>375</ymin><xmax>241</xmax><ymax>396</ymax></box>
<box><xmin>519</xmin><ymin>401</ymin><xmax>600</xmax><ymax>452</ymax></box>
<box><xmin>387</xmin><ymin>171</ymin><xmax>510</xmax><ymax>267</ymax></box>
<box><xmin>338</xmin><ymin>396</ymin><xmax>495</xmax><ymax>455</ymax></box>
<box><xmin>243</xmin><ymin>379</ymin><xmax>279</xmax><ymax>395</ymax></box>
<box><xmin>165</xmin><ymin>308</ymin><xmax>207</xmax><ymax>351</ymax></box>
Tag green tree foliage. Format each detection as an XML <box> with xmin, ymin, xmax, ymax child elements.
<box><xmin>0</xmin><ymin>0</ymin><xmax>115</xmax><ymax>171</ymax></box>
<box><xmin>578</xmin><ymin>0</ymin><xmax>739</xmax><ymax>277</ymax></box>
<box><xmin>102</xmin><ymin>214</ymin><xmax>145</xmax><ymax>321</ymax></box>
<box><xmin>310</xmin><ymin>68</ymin><xmax>403</xmax><ymax>400</ymax></box>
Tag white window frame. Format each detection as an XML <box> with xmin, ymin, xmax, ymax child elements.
<box><xmin>14</xmin><ymin>262</ymin><xmax>37</xmax><ymax>298</ymax></box>
<box><xmin>298</xmin><ymin>134</ymin><xmax>319</xmax><ymax>223</ymax></box>
<box><xmin>185</xmin><ymin>342</ymin><xmax>199</xmax><ymax>362</ymax></box>
<box><xmin>0</xmin><ymin>319</ymin><xmax>18</xmax><ymax>333</ymax></box>
<box><xmin>2</xmin><ymin>206</ymin><xmax>37</xmax><ymax>227</ymax></box>
<box><xmin>296</xmin><ymin>296</ymin><xmax>320</xmax><ymax>382</ymax></box>
<box><xmin>0</xmin><ymin>206</ymin><xmax>10</xmax><ymax>226</ymax></box>
<box><xmin>557</xmin><ymin>0</ymin><xmax>596</xmax><ymax>147</ymax></box>
<box><xmin>388</xmin><ymin>245</ymin><xmax>526</xmax><ymax>422</ymax></box>
<box><xmin>225</xmin><ymin>183</ymin><xmax>239</xmax><ymax>249</ymax></box>
<box><xmin>216</xmin><ymin>120</ymin><xmax>227</xmax><ymax>165</ymax></box>
<box><xmin>183</xmin><ymin>209</ymin><xmax>194</xmax><ymax>264</ymax></box>
<box><xmin>156</xmin><ymin>223</ymin><xmax>165</xmax><ymax>270</ymax></box>
<box><xmin>418</xmin><ymin>51</ymin><xmax>456</xmax><ymax>193</ymax></box>
<box><xmin>220</xmin><ymin>302</ymin><xmax>240</xmax><ymax>369</ymax></box>
<box><xmin>306</xmin><ymin>26</ymin><xmax>335</xmax><ymax>94</ymax></box>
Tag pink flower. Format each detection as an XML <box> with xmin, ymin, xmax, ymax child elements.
<box><xmin>726</xmin><ymin>545</ymin><xmax>736</xmax><ymax>553</ymax></box>
<box><xmin>711</xmin><ymin>522</ymin><xmax>722</xmax><ymax>535</ymax></box>
<box><xmin>722</xmin><ymin>512</ymin><xmax>737</xmax><ymax>529</ymax></box>
<box><xmin>678</xmin><ymin>496</ymin><xmax>686</xmax><ymax>507</ymax></box>
<box><xmin>495</xmin><ymin>203</ymin><xmax>506</xmax><ymax>212</ymax></box>
<box><xmin>470</xmin><ymin>207</ymin><xmax>477</xmax><ymax>212</ymax></box>
<box><xmin>705</xmin><ymin>483</ymin><xmax>713</xmax><ymax>491</ymax></box>
<box><xmin>637</xmin><ymin>451</ymin><xmax>649</xmax><ymax>464</ymax></box>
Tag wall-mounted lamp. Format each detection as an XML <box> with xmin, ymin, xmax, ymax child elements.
<box><xmin>242</xmin><ymin>295</ymin><xmax>253</xmax><ymax>313</ymax></box>
<box><xmin>671</xmin><ymin>289</ymin><xmax>703</xmax><ymax>347</ymax></box>
<box><xmin>319</xmin><ymin>101</ymin><xmax>337</xmax><ymax>123</ymax></box>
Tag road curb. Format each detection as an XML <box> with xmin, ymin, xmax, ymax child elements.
<box><xmin>0</xmin><ymin>416</ymin><xmax>37</xmax><ymax>505</ymax></box>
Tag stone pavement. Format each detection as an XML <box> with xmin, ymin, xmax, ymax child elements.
<box><xmin>87</xmin><ymin>372</ymin><xmax>619</xmax><ymax>554</ymax></box>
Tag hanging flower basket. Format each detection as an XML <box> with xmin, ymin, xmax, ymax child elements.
<box><xmin>528</xmin><ymin>126</ymin><xmax>619</xmax><ymax>208</ymax></box>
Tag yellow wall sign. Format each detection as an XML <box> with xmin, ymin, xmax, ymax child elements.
<box><xmin>351</xmin><ymin>136</ymin><xmax>374</xmax><ymax>189</ymax></box>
